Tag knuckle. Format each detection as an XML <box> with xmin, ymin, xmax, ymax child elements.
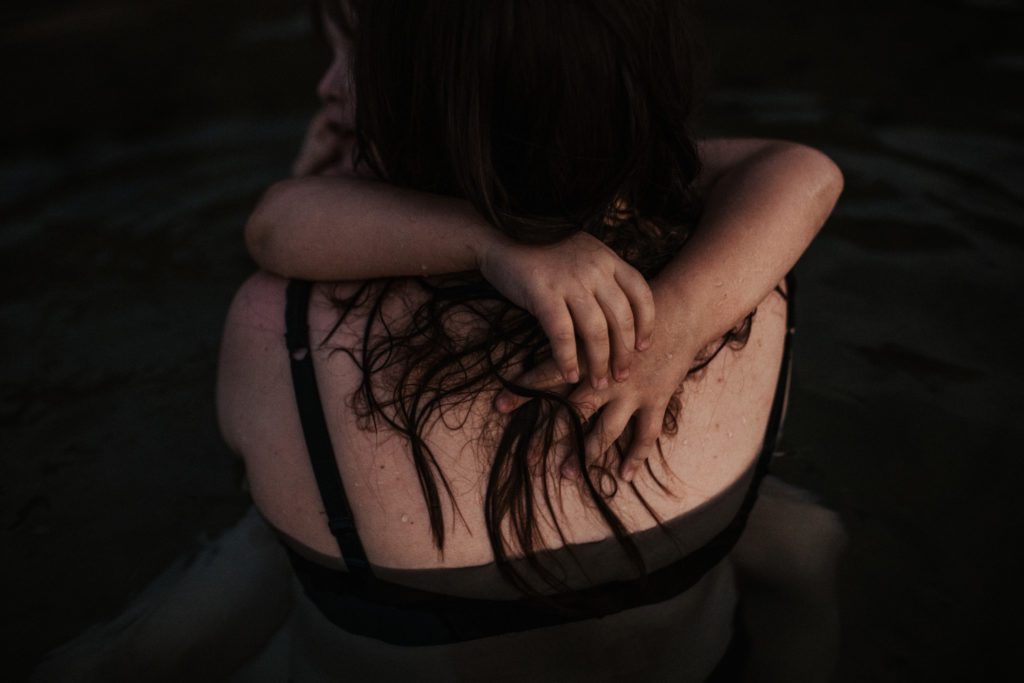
<box><xmin>551</xmin><ymin>328</ymin><xmax>575</xmax><ymax>343</ymax></box>
<box><xmin>566</xmin><ymin>291</ymin><xmax>590</xmax><ymax>307</ymax></box>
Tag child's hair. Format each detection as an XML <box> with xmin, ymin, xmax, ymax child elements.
<box><xmin>350</xmin><ymin>0</ymin><xmax>704</xmax><ymax>248</ymax></box>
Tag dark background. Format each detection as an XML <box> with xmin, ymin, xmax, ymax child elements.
<box><xmin>2</xmin><ymin>0</ymin><xmax>1023</xmax><ymax>680</ymax></box>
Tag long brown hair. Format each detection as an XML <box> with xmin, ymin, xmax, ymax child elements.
<box><xmin>318</xmin><ymin>0</ymin><xmax>750</xmax><ymax>595</ymax></box>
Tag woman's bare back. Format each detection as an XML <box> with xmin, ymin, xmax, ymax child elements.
<box><xmin>218</xmin><ymin>271</ymin><xmax>788</xmax><ymax>573</ymax></box>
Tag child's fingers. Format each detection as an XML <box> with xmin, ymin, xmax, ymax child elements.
<box><xmin>568</xmin><ymin>385</ymin><xmax>605</xmax><ymax>426</ymax></box>
<box><xmin>567</xmin><ymin>297</ymin><xmax>611</xmax><ymax>390</ymax></box>
<box><xmin>615</xmin><ymin>267</ymin><xmax>655</xmax><ymax>350</ymax></box>
<box><xmin>595</xmin><ymin>286</ymin><xmax>636</xmax><ymax>382</ymax></box>
<box><xmin>620</xmin><ymin>405</ymin><xmax>665</xmax><ymax>482</ymax></box>
<box><xmin>559</xmin><ymin>387</ymin><xmax>608</xmax><ymax>478</ymax></box>
<box><xmin>534</xmin><ymin>299</ymin><xmax>579</xmax><ymax>385</ymax></box>
<box><xmin>292</xmin><ymin>112</ymin><xmax>340</xmax><ymax>177</ymax></box>
<box><xmin>583</xmin><ymin>401</ymin><xmax>633</xmax><ymax>465</ymax></box>
<box><xmin>523</xmin><ymin>393</ymin><xmax>606</xmax><ymax>474</ymax></box>
<box><xmin>494</xmin><ymin>360</ymin><xmax>569</xmax><ymax>413</ymax></box>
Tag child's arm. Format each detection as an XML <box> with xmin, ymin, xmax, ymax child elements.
<box><xmin>496</xmin><ymin>139</ymin><xmax>844</xmax><ymax>480</ymax></box>
<box><xmin>247</xmin><ymin>179</ymin><xmax>651</xmax><ymax>389</ymax></box>
<box><xmin>247</xmin><ymin>175</ymin><xmax>502</xmax><ymax>281</ymax></box>
<box><xmin>657</xmin><ymin>138</ymin><xmax>844</xmax><ymax>357</ymax></box>
<box><xmin>245</xmin><ymin>138</ymin><xmax>841</xmax><ymax>394</ymax></box>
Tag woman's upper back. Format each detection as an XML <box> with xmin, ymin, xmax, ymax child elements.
<box><xmin>217</xmin><ymin>270</ymin><xmax>789</xmax><ymax>581</ymax></box>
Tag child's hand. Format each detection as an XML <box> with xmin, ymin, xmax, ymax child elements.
<box><xmin>493</xmin><ymin>324</ymin><xmax>700</xmax><ymax>482</ymax></box>
<box><xmin>479</xmin><ymin>233</ymin><xmax>655</xmax><ymax>390</ymax></box>
<box><xmin>291</xmin><ymin>109</ymin><xmax>356</xmax><ymax>178</ymax></box>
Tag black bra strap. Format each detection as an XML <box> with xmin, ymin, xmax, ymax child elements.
<box><xmin>285</xmin><ymin>279</ymin><xmax>372</xmax><ymax>577</ymax></box>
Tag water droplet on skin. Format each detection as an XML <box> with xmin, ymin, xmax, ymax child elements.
<box><xmin>727</xmin><ymin>431</ymin><xmax>734</xmax><ymax>438</ymax></box>
<box><xmin>401</xmin><ymin>513</ymin><xmax>410</xmax><ymax>524</ymax></box>
<box><xmin>713</xmin><ymin>278</ymin><xmax>724</xmax><ymax>287</ymax></box>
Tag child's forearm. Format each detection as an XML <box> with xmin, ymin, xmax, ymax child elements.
<box><xmin>247</xmin><ymin>140</ymin><xmax>842</xmax><ymax>351</ymax></box>
<box><xmin>653</xmin><ymin>140</ymin><xmax>844</xmax><ymax>353</ymax></box>
<box><xmin>246</xmin><ymin>176</ymin><xmax>509</xmax><ymax>279</ymax></box>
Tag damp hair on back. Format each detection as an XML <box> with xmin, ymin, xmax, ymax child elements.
<box><xmin>314</xmin><ymin>0</ymin><xmax>754</xmax><ymax>597</ymax></box>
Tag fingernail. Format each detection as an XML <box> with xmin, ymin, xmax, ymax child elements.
<box><xmin>638</xmin><ymin>337</ymin><xmax>652</xmax><ymax>351</ymax></box>
<box><xmin>615</xmin><ymin>367</ymin><xmax>629</xmax><ymax>382</ymax></box>
<box><xmin>566</xmin><ymin>369</ymin><xmax>580</xmax><ymax>384</ymax></box>
<box><xmin>595</xmin><ymin>376</ymin><xmax>609</xmax><ymax>390</ymax></box>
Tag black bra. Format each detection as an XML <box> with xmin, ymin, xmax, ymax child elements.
<box><xmin>282</xmin><ymin>277</ymin><xmax>795</xmax><ymax>646</ymax></box>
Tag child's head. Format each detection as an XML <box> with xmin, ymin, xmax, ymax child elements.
<box><xmin>338</xmin><ymin>0</ymin><xmax>703</xmax><ymax>245</ymax></box>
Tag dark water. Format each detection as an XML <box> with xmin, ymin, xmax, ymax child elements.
<box><xmin>2</xmin><ymin>0</ymin><xmax>1022</xmax><ymax>680</ymax></box>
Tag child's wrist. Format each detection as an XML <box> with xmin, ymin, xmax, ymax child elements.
<box><xmin>474</xmin><ymin>228</ymin><xmax>515</xmax><ymax>275</ymax></box>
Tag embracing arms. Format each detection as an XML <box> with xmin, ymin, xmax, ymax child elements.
<box><xmin>247</xmin><ymin>180</ymin><xmax>651</xmax><ymax>387</ymax></box>
<box><xmin>245</xmin><ymin>136</ymin><xmax>842</xmax><ymax>476</ymax></box>
<box><xmin>494</xmin><ymin>139</ymin><xmax>842</xmax><ymax>479</ymax></box>
<box><xmin>246</xmin><ymin>137</ymin><xmax>841</xmax><ymax>380</ymax></box>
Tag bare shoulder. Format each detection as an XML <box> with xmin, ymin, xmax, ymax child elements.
<box><xmin>216</xmin><ymin>273</ymin><xmax>366</xmax><ymax>456</ymax></box>
<box><xmin>216</xmin><ymin>271</ymin><xmax>291</xmax><ymax>455</ymax></box>
<box><xmin>224</xmin><ymin>271</ymin><xmax>290</xmax><ymax>332</ymax></box>
<box><xmin>222</xmin><ymin>272</ymin><xmax>366</xmax><ymax>336</ymax></box>
<box><xmin>218</xmin><ymin>271</ymin><xmax>292</xmax><ymax>375</ymax></box>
